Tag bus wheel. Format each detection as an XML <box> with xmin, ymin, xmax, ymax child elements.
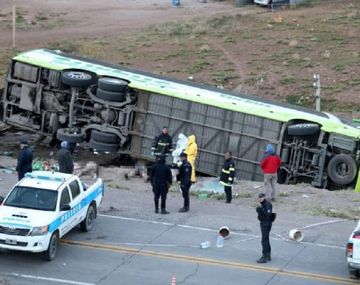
<box><xmin>95</xmin><ymin>88</ymin><xmax>126</xmax><ymax>102</ymax></box>
<box><xmin>89</xmin><ymin>139</ymin><xmax>119</xmax><ymax>152</ymax></box>
<box><xmin>277</xmin><ymin>168</ymin><xmax>287</xmax><ymax>184</ymax></box>
<box><xmin>327</xmin><ymin>154</ymin><xmax>357</xmax><ymax>185</ymax></box>
<box><xmin>98</xmin><ymin>77</ymin><xmax>128</xmax><ymax>93</ymax></box>
<box><xmin>62</xmin><ymin>70</ymin><xmax>95</xmax><ymax>88</ymax></box>
<box><xmin>56</xmin><ymin>128</ymin><xmax>84</xmax><ymax>143</ymax></box>
<box><xmin>287</xmin><ymin>123</ymin><xmax>320</xmax><ymax>136</ymax></box>
<box><xmin>91</xmin><ymin>130</ymin><xmax>120</xmax><ymax>144</ymax></box>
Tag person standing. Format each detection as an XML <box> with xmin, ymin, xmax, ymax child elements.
<box><xmin>151</xmin><ymin>126</ymin><xmax>173</xmax><ymax>157</ymax></box>
<box><xmin>16</xmin><ymin>140</ymin><xmax>33</xmax><ymax>180</ymax></box>
<box><xmin>150</xmin><ymin>155</ymin><xmax>172</xmax><ymax>214</ymax></box>
<box><xmin>57</xmin><ymin>141</ymin><xmax>74</xmax><ymax>174</ymax></box>
<box><xmin>178</xmin><ymin>152</ymin><xmax>192</xmax><ymax>213</ymax></box>
<box><xmin>260</xmin><ymin>144</ymin><xmax>282</xmax><ymax>201</ymax></box>
<box><xmin>220</xmin><ymin>151</ymin><xmax>236</xmax><ymax>203</ymax></box>
<box><xmin>185</xmin><ymin>135</ymin><xmax>197</xmax><ymax>183</ymax></box>
<box><xmin>256</xmin><ymin>193</ymin><xmax>273</xmax><ymax>263</ymax></box>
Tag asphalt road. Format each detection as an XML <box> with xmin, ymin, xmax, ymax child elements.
<box><xmin>0</xmin><ymin>171</ymin><xmax>358</xmax><ymax>285</ymax></box>
<box><xmin>0</xmin><ymin>213</ymin><xmax>357</xmax><ymax>285</ymax></box>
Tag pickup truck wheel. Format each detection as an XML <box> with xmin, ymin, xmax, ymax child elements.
<box><xmin>287</xmin><ymin>123</ymin><xmax>320</xmax><ymax>136</ymax></box>
<box><xmin>42</xmin><ymin>232</ymin><xmax>58</xmax><ymax>261</ymax></box>
<box><xmin>327</xmin><ymin>154</ymin><xmax>357</xmax><ymax>185</ymax></box>
<box><xmin>91</xmin><ymin>130</ymin><xmax>120</xmax><ymax>144</ymax></box>
<box><xmin>56</xmin><ymin>128</ymin><xmax>84</xmax><ymax>144</ymax></box>
<box><xmin>96</xmin><ymin>88</ymin><xmax>126</xmax><ymax>102</ymax></box>
<box><xmin>98</xmin><ymin>77</ymin><xmax>128</xmax><ymax>93</ymax></box>
<box><xmin>80</xmin><ymin>204</ymin><xmax>96</xmax><ymax>232</ymax></box>
<box><xmin>89</xmin><ymin>139</ymin><xmax>119</xmax><ymax>152</ymax></box>
<box><xmin>349</xmin><ymin>269</ymin><xmax>360</xmax><ymax>279</ymax></box>
<box><xmin>62</xmin><ymin>71</ymin><xmax>95</xmax><ymax>88</ymax></box>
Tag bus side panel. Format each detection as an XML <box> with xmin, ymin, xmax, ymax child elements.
<box><xmin>131</xmin><ymin>92</ymin><xmax>282</xmax><ymax>181</ymax></box>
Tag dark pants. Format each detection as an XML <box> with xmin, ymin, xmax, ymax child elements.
<box><xmin>260</xmin><ymin>222</ymin><xmax>272</xmax><ymax>257</ymax></box>
<box><xmin>181</xmin><ymin>183</ymin><xmax>191</xmax><ymax>209</ymax></box>
<box><xmin>153</xmin><ymin>185</ymin><xmax>168</xmax><ymax>210</ymax></box>
<box><xmin>224</xmin><ymin>186</ymin><xmax>232</xmax><ymax>202</ymax></box>
<box><xmin>18</xmin><ymin>167</ymin><xmax>32</xmax><ymax>181</ymax></box>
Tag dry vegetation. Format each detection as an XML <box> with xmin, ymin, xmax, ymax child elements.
<box><xmin>0</xmin><ymin>1</ymin><xmax>359</xmax><ymax>117</ymax></box>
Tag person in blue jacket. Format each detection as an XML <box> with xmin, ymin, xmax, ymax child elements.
<box><xmin>150</xmin><ymin>155</ymin><xmax>172</xmax><ymax>214</ymax></box>
<box><xmin>16</xmin><ymin>140</ymin><xmax>33</xmax><ymax>180</ymax></box>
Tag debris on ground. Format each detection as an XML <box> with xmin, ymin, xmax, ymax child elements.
<box><xmin>32</xmin><ymin>158</ymin><xmax>58</xmax><ymax>171</ymax></box>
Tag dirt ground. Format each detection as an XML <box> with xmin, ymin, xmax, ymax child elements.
<box><xmin>1</xmin><ymin>126</ymin><xmax>360</xmax><ymax>222</ymax></box>
<box><xmin>0</xmin><ymin>0</ymin><xmax>235</xmax><ymax>46</ymax></box>
<box><xmin>0</xmin><ymin>1</ymin><xmax>360</xmax><ymax>221</ymax></box>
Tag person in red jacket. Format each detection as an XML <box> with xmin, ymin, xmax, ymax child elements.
<box><xmin>260</xmin><ymin>144</ymin><xmax>282</xmax><ymax>201</ymax></box>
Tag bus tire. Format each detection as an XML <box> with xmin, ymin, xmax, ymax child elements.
<box><xmin>56</xmin><ymin>128</ymin><xmax>84</xmax><ymax>143</ymax></box>
<box><xmin>277</xmin><ymin>168</ymin><xmax>287</xmax><ymax>184</ymax></box>
<box><xmin>42</xmin><ymin>232</ymin><xmax>58</xmax><ymax>261</ymax></box>
<box><xmin>91</xmin><ymin>130</ymin><xmax>120</xmax><ymax>144</ymax></box>
<box><xmin>327</xmin><ymin>154</ymin><xmax>357</xmax><ymax>185</ymax></box>
<box><xmin>287</xmin><ymin>123</ymin><xmax>320</xmax><ymax>136</ymax></box>
<box><xmin>62</xmin><ymin>71</ymin><xmax>95</xmax><ymax>88</ymax></box>
<box><xmin>89</xmin><ymin>139</ymin><xmax>119</xmax><ymax>152</ymax></box>
<box><xmin>95</xmin><ymin>88</ymin><xmax>126</xmax><ymax>102</ymax></box>
<box><xmin>98</xmin><ymin>77</ymin><xmax>128</xmax><ymax>93</ymax></box>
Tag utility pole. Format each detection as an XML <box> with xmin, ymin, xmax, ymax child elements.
<box><xmin>313</xmin><ymin>74</ymin><xmax>321</xmax><ymax>111</ymax></box>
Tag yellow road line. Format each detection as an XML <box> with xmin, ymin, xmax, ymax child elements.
<box><xmin>62</xmin><ymin>239</ymin><xmax>357</xmax><ymax>285</ymax></box>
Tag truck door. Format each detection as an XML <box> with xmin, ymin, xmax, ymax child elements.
<box><xmin>58</xmin><ymin>186</ymin><xmax>73</xmax><ymax>236</ymax></box>
<box><xmin>68</xmin><ymin>179</ymin><xmax>85</xmax><ymax>228</ymax></box>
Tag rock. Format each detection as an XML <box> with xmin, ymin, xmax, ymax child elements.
<box><xmin>199</xmin><ymin>44</ymin><xmax>211</xmax><ymax>52</ymax></box>
<box><xmin>292</xmin><ymin>53</ymin><xmax>300</xmax><ymax>60</ymax></box>
<box><xmin>288</xmin><ymin>40</ymin><xmax>298</xmax><ymax>47</ymax></box>
<box><xmin>273</xmin><ymin>15</ymin><xmax>283</xmax><ymax>23</ymax></box>
<box><xmin>322</xmin><ymin>50</ymin><xmax>331</xmax><ymax>59</ymax></box>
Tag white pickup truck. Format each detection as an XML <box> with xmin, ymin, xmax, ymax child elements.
<box><xmin>0</xmin><ymin>171</ymin><xmax>104</xmax><ymax>261</ymax></box>
<box><xmin>347</xmin><ymin>222</ymin><xmax>360</xmax><ymax>278</ymax></box>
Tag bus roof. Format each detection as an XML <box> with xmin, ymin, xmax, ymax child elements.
<box><xmin>13</xmin><ymin>49</ymin><xmax>360</xmax><ymax>139</ymax></box>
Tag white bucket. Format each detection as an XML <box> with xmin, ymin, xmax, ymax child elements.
<box><xmin>289</xmin><ymin>229</ymin><xmax>303</xmax><ymax>242</ymax></box>
<box><xmin>218</xmin><ymin>226</ymin><xmax>231</xmax><ymax>240</ymax></box>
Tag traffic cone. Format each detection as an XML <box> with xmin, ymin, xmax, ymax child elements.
<box><xmin>171</xmin><ymin>275</ymin><xmax>176</xmax><ymax>285</ymax></box>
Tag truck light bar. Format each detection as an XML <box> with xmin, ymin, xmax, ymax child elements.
<box><xmin>24</xmin><ymin>172</ymin><xmax>65</xmax><ymax>182</ymax></box>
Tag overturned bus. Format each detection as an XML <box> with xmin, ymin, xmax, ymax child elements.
<box><xmin>2</xmin><ymin>49</ymin><xmax>360</xmax><ymax>189</ymax></box>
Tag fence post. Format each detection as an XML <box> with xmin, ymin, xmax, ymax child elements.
<box><xmin>12</xmin><ymin>5</ymin><xmax>16</xmax><ymax>48</ymax></box>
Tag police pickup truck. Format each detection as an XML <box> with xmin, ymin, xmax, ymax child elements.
<box><xmin>347</xmin><ymin>221</ymin><xmax>360</xmax><ymax>278</ymax></box>
<box><xmin>0</xmin><ymin>171</ymin><xmax>104</xmax><ymax>261</ymax></box>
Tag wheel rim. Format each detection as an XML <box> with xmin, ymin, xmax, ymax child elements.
<box><xmin>68</xmin><ymin>72</ymin><xmax>91</xmax><ymax>80</ymax></box>
<box><xmin>87</xmin><ymin>207</ymin><xmax>95</xmax><ymax>229</ymax></box>
<box><xmin>49</xmin><ymin>235</ymin><xmax>57</xmax><ymax>259</ymax></box>
<box><xmin>335</xmin><ymin>162</ymin><xmax>349</xmax><ymax>178</ymax></box>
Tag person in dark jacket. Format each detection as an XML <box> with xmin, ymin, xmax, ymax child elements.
<box><xmin>260</xmin><ymin>144</ymin><xmax>282</xmax><ymax>201</ymax></box>
<box><xmin>150</xmin><ymin>155</ymin><xmax>172</xmax><ymax>214</ymax></box>
<box><xmin>256</xmin><ymin>193</ymin><xmax>273</xmax><ymax>263</ymax></box>
<box><xmin>57</xmin><ymin>141</ymin><xmax>74</xmax><ymax>174</ymax></box>
<box><xmin>178</xmin><ymin>152</ymin><xmax>192</xmax><ymax>213</ymax></box>
<box><xmin>152</xmin><ymin>126</ymin><xmax>173</xmax><ymax>157</ymax></box>
<box><xmin>220</xmin><ymin>151</ymin><xmax>236</xmax><ymax>203</ymax></box>
<box><xmin>16</xmin><ymin>140</ymin><xmax>33</xmax><ymax>180</ymax></box>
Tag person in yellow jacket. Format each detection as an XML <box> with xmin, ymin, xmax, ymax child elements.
<box><xmin>185</xmin><ymin>135</ymin><xmax>198</xmax><ymax>183</ymax></box>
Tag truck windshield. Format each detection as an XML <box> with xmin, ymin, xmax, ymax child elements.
<box><xmin>4</xmin><ymin>186</ymin><xmax>58</xmax><ymax>211</ymax></box>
